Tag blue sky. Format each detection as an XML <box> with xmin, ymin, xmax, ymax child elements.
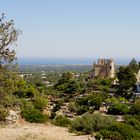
<box><xmin>1</xmin><ymin>0</ymin><xmax>140</xmax><ymax>60</ymax></box>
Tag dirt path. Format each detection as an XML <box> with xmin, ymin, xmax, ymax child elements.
<box><xmin>0</xmin><ymin>123</ymin><xmax>93</xmax><ymax>140</ymax></box>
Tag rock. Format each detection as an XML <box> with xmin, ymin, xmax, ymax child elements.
<box><xmin>6</xmin><ymin>110</ymin><xmax>20</xmax><ymax>125</ymax></box>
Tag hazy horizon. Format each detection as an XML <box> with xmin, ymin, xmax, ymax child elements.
<box><xmin>17</xmin><ymin>57</ymin><xmax>135</xmax><ymax>65</ymax></box>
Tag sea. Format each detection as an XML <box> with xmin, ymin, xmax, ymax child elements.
<box><xmin>17</xmin><ymin>58</ymin><xmax>133</xmax><ymax>65</ymax></box>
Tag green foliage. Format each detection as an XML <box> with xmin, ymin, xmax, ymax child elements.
<box><xmin>88</xmin><ymin>94</ymin><xmax>103</xmax><ymax>110</ymax></box>
<box><xmin>99</xmin><ymin>129</ymin><xmax>124</xmax><ymax>140</ymax></box>
<box><xmin>33</xmin><ymin>96</ymin><xmax>47</xmax><ymax>110</ymax></box>
<box><xmin>20</xmin><ymin>98</ymin><xmax>34</xmax><ymax>110</ymax></box>
<box><xmin>117</xmin><ymin>66</ymin><xmax>136</xmax><ymax>99</ymax></box>
<box><xmin>0</xmin><ymin>13</ymin><xmax>21</xmax><ymax>64</ymax></box>
<box><xmin>130</xmin><ymin>100</ymin><xmax>140</xmax><ymax>115</ymax></box>
<box><xmin>21</xmin><ymin>109</ymin><xmax>48</xmax><ymax>123</ymax></box>
<box><xmin>105</xmin><ymin>97</ymin><xmax>128</xmax><ymax>104</ymax></box>
<box><xmin>0</xmin><ymin>67</ymin><xmax>22</xmax><ymax>109</ymax></box>
<box><xmin>55</xmin><ymin>71</ymin><xmax>74</xmax><ymax>86</ymax></box>
<box><xmin>69</xmin><ymin>98</ymin><xmax>89</xmax><ymax>115</ymax></box>
<box><xmin>102</xmin><ymin>122</ymin><xmax>140</xmax><ymax>140</ymax></box>
<box><xmin>54</xmin><ymin>71</ymin><xmax>81</xmax><ymax>95</ymax></box>
<box><xmin>108</xmin><ymin>103</ymin><xmax>130</xmax><ymax>115</ymax></box>
<box><xmin>52</xmin><ymin>115</ymin><xmax>72</xmax><ymax>127</ymax></box>
<box><xmin>69</xmin><ymin>93</ymin><xmax>103</xmax><ymax>115</ymax></box>
<box><xmin>124</xmin><ymin>115</ymin><xmax>140</xmax><ymax>131</ymax></box>
<box><xmin>70</xmin><ymin>113</ymin><xmax>95</xmax><ymax>134</ymax></box>
<box><xmin>76</xmin><ymin>105</ymin><xmax>89</xmax><ymax>115</ymax></box>
<box><xmin>14</xmin><ymin>80</ymin><xmax>37</xmax><ymax>98</ymax></box>
<box><xmin>70</xmin><ymin>113</ymin><xmax>140</xmax><ymax>139</ymax></box>
<box><xmin>129</xmin><ymin>58</ymin><xmax>139</xmax><ymax>73</ymax></box>
<box><xmin>64</xmin><ymin>80</ymin><xmax>80</xmax><ymax>94</ymax></box>
<box><xmin>87</xmin><ymin>78</ymin><xmax>112</xmax><ymax>92</ymax></box>
<box><xmin>95</xmin><ymin>133</ymin><xmax>103</xmax><ymax>140</ymax></box>
<box><xmin>70</xmin><ymin>113</ymin><xmax>114</xmax><ymax>134</ymax></box>
<box><xmin>1</xmin><ymin>95</ymin><xmax>21</xmax><ymax>108</ymax></box>
<box><xmin>0</xmin><ymin>108</ymin><xmax>9</xmax><ymax>122</ymax></box>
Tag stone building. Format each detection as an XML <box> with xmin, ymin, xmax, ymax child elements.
<box><xmin>90</xmin><ymin>59</ymin><xmax>115</xmax><ymax>78</ymax></box>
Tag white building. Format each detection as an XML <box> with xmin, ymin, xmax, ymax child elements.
<box><xmin>136</xmin><ymin>70</ymin><xmax>140</xmax><ymax>93</ymax></box>
<box><xmin>137</xmin><ymin>82</ymin><xmax>140</xmax><ymax>93</ymax></box>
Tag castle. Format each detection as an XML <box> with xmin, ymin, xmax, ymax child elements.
<box><xmin>91</xmin><ymin>59</ymin><xmax>115</xmax><ymax>78</ymax></box>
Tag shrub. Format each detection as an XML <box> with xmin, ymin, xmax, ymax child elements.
<box><xmin>130</xmin><ymin>100</ymin><xmax>140</xmax><ymax>115</ymax></box>
<box><xmin>69</xmin><ymin>113</ymin><xmax>140</xmax><ymax>139</ymax></box>
<box><xmin>99</xmin><ymin>129</ymin><xmax>123</xmax><ymax>140</ymax></box>
<box><xmin>52</xmin><ymin>115</ymin><xmax>72</xmax><ymax>127</ymax></box>
<box><xmin>1</xmin><ymin>95</ymin><xmax>21</xmax><ymax>108</ymax></box>
<box><xmin>70</xmin><ymin>113</ymin><xmax>114</xmax><ymax>134</ymax></box>
<box><xmin>88</xmin><ymin>94</ymin><xmax>103</xmax><ymax>110</ymax></box>
<box><xmin>108</xmin><ymin>103</ymin><xmax>130</xmax><ymax>115</ymax></box>
<box><xmin>0</xmin><ymin>108</ymin><xmax>9</xmax><ymax>122</ymax></box>
<box><xmin>70</xmin><ymin>114</ymin><xmax>94</xmax><ymax>134</ymax></box>
<box><xmin>20</xmin><ymin>98</ymin><xmax>34</xmax><ymax>110</ymax></box>
<box><xmin>95</xmin><ymin>133</ymin><xmax>103</xmax><ymax>140</ymax></box>
<box><xmin>68</xmin><ymin>102</ymin><xmax>77</xmax><ymax>112</ymax></box>
<box><xmin>105</xmin><ymin>122</ymin><xmax>140</xmax><ymax>140</ymax></box>
<box><xmin>69</xmin><ymin>101</ymin><xmax>89</xmax><ymax>115</ymax></box>
<box><xmin>76</xmin><ymin>105</ymin><xmax>89</xmax><ymax>115</ymax></box>
<box><xmin>33</xmin><ymin>96</ymin><xmax>47</xmax><ymax>110</ymax></box>
<box><xmin>124</xmin><ymin>115</ymin><xmax>140</xmax><ymax>131</ymax></box>
<box><xmin>21</xmin><ymin>109</ymin><xmax>48</xmax><ymax>123</ymax></box>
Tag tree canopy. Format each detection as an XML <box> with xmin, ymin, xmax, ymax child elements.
<box><xmin>129</xmin><ymin>58</ymin><xmax>139</xmax><ymax>73</ymax></box>
<box><xmin>0</xmin><ymin>13</ymin><xmax>21</xmax><ymax>64</ymax></box>
<box><xmin>117</xmin><ymin>66</ymin><xmax>137</xmax><ymax>99</ymax></box>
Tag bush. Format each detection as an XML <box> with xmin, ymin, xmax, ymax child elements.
<box><xmin>21</xmin><ymin>109</ymin><xmax>48</xmax><ymax>123</ymax></box>
<box><xmin>70</xmin><ymin>113</ymin><xmax>114</xmax><ymax>134</ymax></box>
<box><xmin>130</xmin><ymin>100</ymin><xmax>140</xmax><ymax>115</ymax></box>
<box><xmin>1</xmin><ymin>95</ymin><xmax>21</xmax><ymax>108</ymax></box>
<box><xmin>88</xmin><ymin>94</ymin><xmax>103</xmax><ymax>110</ymax></box>
<box><xmin>99</xmin><ymin>129</ymin><xmax>123</xmax><ymax>140</ymax></box>
<box><xmin>95</xmin><ymin>133</ymin><xmax>102</xmax><ymax>140</ymax></box>
<box><xmin>0</xmin><ymin>108</ymin><xmax>9</xmax><ymax>122</ymax></box>
<box><xmin>33</xmin><ymin>96</ymin><xmax>47</xmax><ymax>110</ymax></box>
<box><xmin>20</xmin><ymin>98</ymin><xmax>34</xmax><ymax>110</ymax></box>
<box><xmin>104</xmin><ymin>122</ymin><xmax>140</xmax><ymax>140</ymax></box>
<box><xmin>124</xmin><ymin>115</ymin><xmax>140</xmax><ymax>131</ymax></box>
<box><xmin>70</xmin><ymin>113</ymin><xmax>140</xmax><ymax>139</ymax></box>
<box><xmin>70</xmin><ymin>114</ymin><xmax>94</xmax><ymax>134</ymax></box>
<box><xmin>76</xmin><ymin>105</ymin><xmax>89</xmax><ymax>115</ymax></box>
<box><xmin>69</xmin><ymin>102</ymin><xmax>89</xmax><ymax>115</ymax></box>
<box><xmin>52</xmin><ymin>115</ymin><xmax>72</xmax><ymax>127</ymax></box>
<box><xmin>108</xmin><ymin>103</ymin><xmax>130</xmax><ymax>115</ymax></box>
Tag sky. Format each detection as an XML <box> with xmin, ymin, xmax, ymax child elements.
<box><xmin>1</xmin><ymin>0</ymin><xmax>140</xmax><ymax>61</ymax></box>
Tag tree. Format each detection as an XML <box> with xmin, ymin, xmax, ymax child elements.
<box><xmin>0</xmin><ymin>14</ymin><xmax>21</xmax><ymax>108</ymax></box>
<box><xmin>129</xmin><ymin>58</ymin><xmax>139</xmax><ymax>73</ymax></box>
<box><xmin>108</xmin><ymin>103</ymin><xmax>130</xmax><ymax>115</ymax></box>
<box><xmin>117</xmin><ymin>66</ymin><xmax>136</xmax><ymax>99</ymax></box>
<box><xmin>56</xmin><ymin>71</ymin><xmax>74</xmax><ymax>85</ymax></box>
<box><xmin>88</xmin><ymin>94</ymin><xmax>103</xmax><ymax>110</ymax></box>
<box><xmin>0</xmin><ymin>13</ymin><xmax>21</xmax><ymax>64</ymax></box>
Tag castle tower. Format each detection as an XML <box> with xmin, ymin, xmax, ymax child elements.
<box><xmin>109</xmin><ymin>59</ymin><xmax>115</xmax><ymax>78</ymax></box>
